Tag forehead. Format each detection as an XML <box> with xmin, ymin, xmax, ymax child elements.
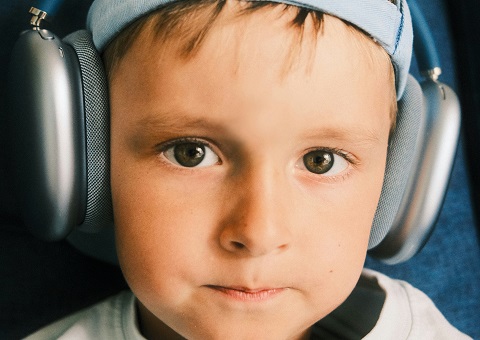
<box><xmin>110</xmin><ymin>3</ymin><xmax>392</xmax><ymax>141</ymax></box>
<box><xmin>110</xmin><ymin>1</ymin><xmax>390</xmax><ymax>80</ymax></box>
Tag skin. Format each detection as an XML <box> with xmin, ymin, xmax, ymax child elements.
<box><xmin>110</xmin><ymin>3</ymin><xmax>392</xmax><ymax>339</ymax></box>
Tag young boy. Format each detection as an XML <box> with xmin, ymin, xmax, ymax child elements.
<box><xmin>27</xmin><ymin>0</ymin><xmax>470</xmax><ymax>338</ymax></box>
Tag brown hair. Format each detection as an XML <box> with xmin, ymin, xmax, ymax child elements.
<box><xmin>103</xmin><ymin>0</ymin><xmax>397</xmax><ymax>130</ymax></box>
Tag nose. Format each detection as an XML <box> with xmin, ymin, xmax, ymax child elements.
<box><xmin>219</xmin><ymin>166</ymin><xmax>292</xmax><ymax>257</ymax></box>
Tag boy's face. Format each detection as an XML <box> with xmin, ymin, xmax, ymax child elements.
<box><xmin>110</xmin><ymin>5</ymin><xmax>391</xmax><ymax>340</ymax></box>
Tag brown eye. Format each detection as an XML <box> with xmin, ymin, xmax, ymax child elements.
<box><xmin>173</xmin><ymin>143</ymin><xmax>205</xmax><ymax>167</ymax></box>
<box><xmin>163</xmin><ymin>140</ymin><xmax>220</xmax><ymax>168</ymax></box>
<box><xmin>303</xmin><ymin>150</ymin><xmax>334</xmax><ymax>174</ymax></box>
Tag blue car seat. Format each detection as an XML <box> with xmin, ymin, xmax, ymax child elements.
<box><xmin>0</xmin><ymin>0</ymin><xmax>478</xmax><ymax>338</ymax></box>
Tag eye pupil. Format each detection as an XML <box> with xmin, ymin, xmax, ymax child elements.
<box><xmin>174</xmin><ymin>143</ymin><xmax>206</xmax><ymax>167</ymax></box>
<box><xmin>303</xmin><ymin>150</ymin><xmax>334</xmax><ymax>174</ymax></box>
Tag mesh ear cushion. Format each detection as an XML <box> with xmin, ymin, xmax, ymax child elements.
<box><xmin>63</xmin><ymin>30</ymin><xmax>113</xmax><ymax>233</ymax></box>
<box><xmin>368</xmin><ymin>75</ymin><xmax>424</xmax><ymax>249</ymax></box>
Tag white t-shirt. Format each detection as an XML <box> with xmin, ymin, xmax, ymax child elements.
<box><xmin>25</xmin><ymin>269</ymin><xmax>472</xmax><ymax>340</ymax></box>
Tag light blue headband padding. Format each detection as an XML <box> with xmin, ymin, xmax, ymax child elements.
<box><xmin>87</xmin><ymin>0</ymin><xmax>413</xmax><ymax>98</ymax></box>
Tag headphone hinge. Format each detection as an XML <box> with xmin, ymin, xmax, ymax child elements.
<box><xmin>29</xmin><ymin>7</ymin><xmax>48</xmax><ymax>30</ymax></box>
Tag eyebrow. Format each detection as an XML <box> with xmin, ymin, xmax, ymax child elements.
<box><xmin>300</xmin><ymin>125</ymin><xmax>382</xmax><ymax>146</ymax></box>
<box><xmin>135</xmin><ymin>113</ymin><xmax>225</xmax><ymax>135</ymax></box>
<box><xmin>134</xmin><ymin>111</ymin><xmax>229</xmax><ymax>143</ymax></box>
<box><xmin>128</xmin><ymin>111</ymin><xmax>231</xmax><ymax>153</ymax></box>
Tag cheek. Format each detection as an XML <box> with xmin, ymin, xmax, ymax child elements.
<box><xmin>299</xmin><ymin>158</ymin><xmax>386</xmax><ymax>248</ymax></box>
<box><xmin>111</xmin><ymin>156</ymin><xmax>223</xmax><ymax>298</ymax></box>
<box><xmin>297</xmin><ymin>153</ymin><xmax>387</xmax><ymax>302</ymax></box>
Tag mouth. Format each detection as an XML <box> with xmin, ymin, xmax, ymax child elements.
<box><xmin>205</xmin><ymin>285</ymin><xmax>287</xmax><ymax>302</ymax></box>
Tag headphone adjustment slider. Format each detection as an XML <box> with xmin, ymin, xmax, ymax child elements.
<box><xmin>29</xmin><ymin>7</ymin><xmax>48</xmax><ymax>29</ymax></box>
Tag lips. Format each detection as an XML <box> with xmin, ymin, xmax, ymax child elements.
<box><xmin>206</xmin><ymin>285</ymin><xmax>286</xmax><ymax>302</ymax></box>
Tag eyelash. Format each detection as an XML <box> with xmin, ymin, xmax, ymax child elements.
<box><xmin>311</xmin><ymin>147</ymin><xmax>358</xmax><ymax>165</ymax></box>
<box><xmin>157</xmin><ymin>137</ymin><xmax>212</xmax><ymax>152</ymax></box>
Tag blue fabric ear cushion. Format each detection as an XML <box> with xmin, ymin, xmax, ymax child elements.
<box><xmin>63</xmin><ymin>30</ymin><xmax>113</xmax><ymax>234</ymax></box>
<box><xmin>368</xmin><ymin>75</ymin><xmax>425</xmax><ymax>249</ymax></box>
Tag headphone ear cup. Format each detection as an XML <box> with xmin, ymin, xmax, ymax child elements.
<box><xmin>63</xmin><ymin>30</ymin><xmax>113</xmax><ymax>232</ymax></box>
<box><xmin>8</xmin><ymin>29</ymin><xmax>87</xmax><ymax>240</ymax></box>
<box><xmin>369</xmin><ymin>75</ymin><xmax>425</xmax><ymax>249</ymax></box>
<box><xmin>370</xmin><ymin>78</ymin><xmax>461</xmax><ymax>264</ymax></box>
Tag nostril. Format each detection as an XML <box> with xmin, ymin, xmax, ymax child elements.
<box><xmin>232</xmin><ymin>241</ymin><xmax>245</xmax><ymax>250</ymax></box>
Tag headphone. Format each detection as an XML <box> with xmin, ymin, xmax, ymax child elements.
<box><xmin>7</xmin><ymin>0</ymin><xmax>460</xmax><ymax>265</ymax></box>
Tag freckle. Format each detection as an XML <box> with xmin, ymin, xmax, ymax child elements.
<box><xmin>329</xmin><ymin>270</ymin><xmax>333</xmax><ymax>273</ymax></box>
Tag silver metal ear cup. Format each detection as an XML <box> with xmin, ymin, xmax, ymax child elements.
<box><xmin>368</xmin><ymin>75</ymin><xmax>425</xmax><ymax>250</ymax></box>
<box><xmin>63</xmin><ymin>30</ymin><xmax>113</xmax><ymax>233</ymax></box>
<box><xmin>8</xmin><ymin>28</ymin><xmax>87</xmax><ymax>241</ymax></box>
<box><xmin>370</xmin><ymin>79</ymin><xmax>460</xmax><ymax>264</ymax></box>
